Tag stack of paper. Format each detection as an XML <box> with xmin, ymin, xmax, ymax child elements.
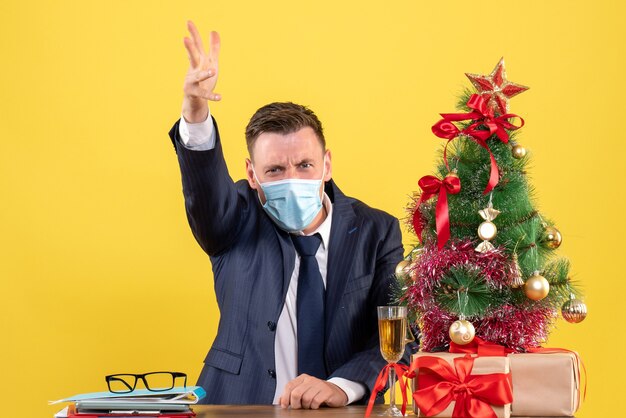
<box><xmin>50</xmin><ymin>386</ymin><xmax>206</xmax><ymax>417</ymax></box>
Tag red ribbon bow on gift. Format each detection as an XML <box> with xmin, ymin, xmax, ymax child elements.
<box><xmin>432</xmin><ymin>94</ymin><xmax>524</xmax><ymax>195</ymax></box>
<box><xmin>407</xmin><ymin>354</ymin><xmax>513</xmax><ymax>418</ymax></box>
<box><xmin>412</xmin><ymin>174</ymin><xmax>461</xmax><ymax>249</ymax></box>
<box><xmin>365</xmin><ymin>363</ymin><xmax>409</xmax><ymax>417</ymax></box>
<box><xmin>449</xmin><ymin>340</ymin><xmax>587</xmax><ymax>406</ymax></box>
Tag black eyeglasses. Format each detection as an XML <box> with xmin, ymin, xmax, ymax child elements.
<box><xmin>105</xmin><ymin>371</ymin><xmax>187</xmax><ymax>393</ymax></box>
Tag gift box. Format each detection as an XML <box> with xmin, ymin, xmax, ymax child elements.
<box><xmin>508</xmin><ymin>351</ymin><xmax>581</xmax><ymax>417</ymax></box>
<box><xmin>410</xmin><ymin>352</ymin><xmax>512</xmax><ymax>418</ymax></box>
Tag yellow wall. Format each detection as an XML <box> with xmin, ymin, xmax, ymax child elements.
<box><xmin>1</xmin><ymin>1</ymin><xmax>623</xmax><ymax>416</ymax></box>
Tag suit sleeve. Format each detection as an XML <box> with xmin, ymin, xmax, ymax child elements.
<box><xmin>168</xmin><ymin>117</ymin><xmax>246</xmax><ymax>256</ymax></box>
<box><xmin>328</xmin><ymin>216</ymin><xmax>411</xmax><ymax>403</ymax></box>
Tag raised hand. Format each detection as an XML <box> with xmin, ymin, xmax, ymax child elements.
<box><xmin>182</xmin><ymin>20</ymin><xmax>221</xmax><ymax>123</ymax></box>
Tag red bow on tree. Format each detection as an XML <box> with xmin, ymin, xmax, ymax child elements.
<box><xmin>407</xmin><ymin>354</ymin><xmax>513</xmax><ymax>418</ymax></box>
<box><xmin>431</xmin><ymin>94</ymin><xmax>524</xmax><ymax>194</ymax></box>
<box><xmin>412</xmin><ymin>174</ymin><xmax>461</xmax><ymax>249</ymax></box>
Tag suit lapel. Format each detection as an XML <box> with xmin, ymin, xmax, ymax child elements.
<box><xmin>324</xmin><ymin>181</ymin><xmax>361</xmax><ymax>342</ymax></box>
<box><xmin>275</xmin><ymin>227</ymin><xmax>296</xmax><ymax>318</ymax></box>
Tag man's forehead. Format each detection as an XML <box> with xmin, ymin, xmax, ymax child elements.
<box><xmin>257</xmin><ymin>150</ymin><xmax>321</xmax><ymax>167</ymax></box>
<box><xmin>251</xmin><ymin>128</ymin><xmax>325</xmax><ymax>165</ymax></box>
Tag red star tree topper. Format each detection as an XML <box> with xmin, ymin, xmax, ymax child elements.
<box><xmin>465</xmin><ymin>57</ymin><xmax>529</xmax><ymax>115</ymax></box>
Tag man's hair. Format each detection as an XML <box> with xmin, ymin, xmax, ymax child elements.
<box><xmin>245</xmin><ymin>102</ymin><xmax>325</xmax><ymax>155</ymax></box>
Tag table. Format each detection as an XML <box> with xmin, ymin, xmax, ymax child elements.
<box><xmin>191</xmin><ymin>405</ymin><xmax>574</xmax><ymax>417</ymax></box>
<box><xmin>193</xmin><ymin>405</ymin><xmax>369</xmax><ymax>417</ymax></box>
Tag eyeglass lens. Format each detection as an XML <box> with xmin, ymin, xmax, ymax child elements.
<box><xmin>106</xmin><ymin>372</ymin><xmax>186</xmax><ymax>393</ymax></box>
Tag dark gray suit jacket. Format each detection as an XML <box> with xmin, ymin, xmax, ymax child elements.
<box><xmin>169</xmin><ymin>118</ymin><xmax>405</xmax><ymax>404</ymax></box>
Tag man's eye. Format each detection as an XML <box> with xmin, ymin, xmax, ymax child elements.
<box><xmin>266</xmin><ymin>168</ymin><xmax>281</xmax><ymax>174</ymax></box>
<box><xmin>300</xmin><ymin>163</ymin><xmax>312</xmax><ymax>169</ymax></box>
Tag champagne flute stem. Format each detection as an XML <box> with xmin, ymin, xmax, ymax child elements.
<box><xmin>388</xmin><ymin>365</ymin><xmax>396</xmax><ymax>410</ymax></box>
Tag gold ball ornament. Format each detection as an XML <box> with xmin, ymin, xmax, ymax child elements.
<box><xmin>511</xmin><ymin>144</ymin><xmax>527</xmax><ymax>159</ymax></box>
<box><xmin>524</xmin><ymin>272</ymin><xmax>550</xmax><ymax>301</ymax></box>
<box><xmin>395</xmin><ymin>260</ymin><xmax>412</xmax><ymax>278</ymax></box>
<box><xmin>542</xmin><ymin>226</ymin><xmax>563</xmax><ymax>249</ymax></box>
<box><xmin>449</xmin><ymin>319</ymin><xmax>476</xmax><ymax>345</ymax></box>
<box><xmin>478</xmin><ymin>221</ymin><xmax>498</xmax><ymax>241</ymax></box>
<box><xmin>562</xmin><ymin>298</ymin><xmax>588</xmax><ymax>323</ymax></box>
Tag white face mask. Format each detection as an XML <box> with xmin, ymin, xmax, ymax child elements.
<box><xmin>252</xmin><ymin>159</ymin><xmax>326</xmax><ymax>232</ymax></box>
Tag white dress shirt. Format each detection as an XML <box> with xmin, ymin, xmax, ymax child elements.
<box><xmin>178</xmin><ymin>113</ymin><xmax>366</xmax><ymax>404</ymax></box>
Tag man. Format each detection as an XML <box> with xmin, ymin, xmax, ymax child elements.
<box><xmin>168</xmin><ymin>21</ymin><xmax>405</xmax><ymax>408</ymax></box>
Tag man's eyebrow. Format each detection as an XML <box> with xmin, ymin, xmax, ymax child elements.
<box><xmin>295</xmin><ymin>158</ymin><xmax>315</xmax><ymax>165</ymax></box>
<box><xmin>264</xmin><ymin>163</ymin><xmax>286</xmax><ymax>171</ymax></box>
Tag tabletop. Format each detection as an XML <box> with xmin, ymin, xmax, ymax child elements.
<box><xmin>193</xmin><ymin>405</ymin><xmax>398</xmax><ymax>417</ymax></box>
<box><xmin>191</xmin><ymin>405</ymin><xmax>573</xmax><ymax>417</ymax></box>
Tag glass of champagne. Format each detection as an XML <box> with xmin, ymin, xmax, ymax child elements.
<box><xmin>377</xmin><ymin>306</ymin><xmax>413</xmax><ymax>416</ymax></box>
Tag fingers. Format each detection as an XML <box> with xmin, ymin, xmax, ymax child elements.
<box><xmin>287</xmin><ymin>376</ymin><xmax>315</xmax><ymax>409</ymax></box>
<box><xmin>209</xmin><ymin>31</ymin><xmax>221</xmax><ymax>63</ymax></box>
<box><xmin>183</xmin><ymin>37</ymin><xmax>201</xmax><ymax>68</ymax></box>
<box><xmin>184</xmin><ymin>68</ymin><xmax>221</xmax><ymax>100</ymax></box>
<box><xmin>294</xmin><ymin>385</ymin><xmax>323</xmax><ymax>409</ymax></box>
<box><xmin>279</xmin><ymin>375</ymin><xmax>345</xmax><ymax>410</ymax></box>
<box><xmin>187</xmin><ymin>20</ymin><xmax>206</xmax><ymax>55</ymax></box>
<box><xmin>304</xmin><ymin>386</ymin><xmax>331</xmax><ymax>409</ymax></box>
<box><xmin>194</xmin><ymin>68</ymin><xmax>216</xmax><ymax>83</ymax></box>
<box><xmin>279</xmin><ymin>374</ymin><xmax>305</xmax><ymax>408</ymax></box>
<box><xmin>185</xmin><ymin>84</ymin><xmax>221</xmax><ymax>101</ymax></box>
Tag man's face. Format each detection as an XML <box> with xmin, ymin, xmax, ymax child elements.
<box><xmin>246</xmin><ymin>126</ymin><xmax>332</xmax><ymax>204</ymax></box>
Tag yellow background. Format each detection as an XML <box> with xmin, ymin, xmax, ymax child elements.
<box><xmin>1</xmin><ymin>1</ymin><xmax>623</xmax><ymax>416</ymax></box>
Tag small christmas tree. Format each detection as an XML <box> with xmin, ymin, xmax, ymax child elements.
<box><xmin>397</xmin><ymin>58</ymin><xmax>587</xmax><ymax>352</ymax></box>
